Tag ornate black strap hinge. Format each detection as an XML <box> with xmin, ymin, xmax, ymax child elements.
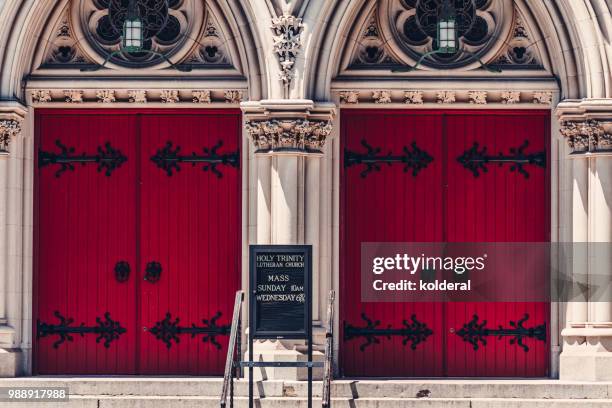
<box><xmin>344</xmin><ymin>139</ymin><xmax>433</xmax><ymax>178</ymax></box>
<box><xmin>39</xmin><ymin>139</ymin><xmax>127</xmax><ymax>177</ymax></box>
<box><xmin>148</xmin><ymin>312</ymin><xmax>230</xmax><ymax>349</ymax></box>
<box><xmin>37</xmin><ymin>311</ymin><xmax>126</xmax><ymax>348</ymax></box>
<box><xmin>457</xmin><ymin>140</ymin><xmax>545</xmax><ymax>179</ymax></box>
<box><xmin>455</xmin><ymin>313</ymin><xmax>546</xmax><ymax>352</ymax></box>
<box><xmin>151</xmin><ymin>140</ymin><xmax>239</xmax><ymax>177</ymax></box>
<box><xmin>344</xmin><ymin>313</ymin><xmax>433</xmax><ymax>351</ymax></box>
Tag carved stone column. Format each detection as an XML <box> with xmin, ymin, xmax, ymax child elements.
<box><xmin>0</xmin><ymin>103</ymin><xmax>27</xmax><ymax>377</ymax></box>
<box><xmin>557</xmin><ymin>100</ymin><xmax>612</xmax><ymax>381</ymax></box>
<box><xmin>242</xmin><ymin>99</ymin><xmax>335</xmax><ymax>380</ymax></box>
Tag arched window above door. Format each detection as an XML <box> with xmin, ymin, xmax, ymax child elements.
<box><xmin>39</xmin><ymin>0</ymin><xmax>235</xmax><ymax>71</ymax></box>
<box><xmin>347</xmin><ymin>0</ymin><xmax>546</xmax><ymax>72</ymax></box>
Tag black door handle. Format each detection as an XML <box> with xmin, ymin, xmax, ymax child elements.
<box><xmin>144</xmin><ymin>261</ymin><xmax>162</xmax><ymax>283</ymax></box>
<box><xmin>114</xmin><ymin>261</ymin><xmax>130</xmax><ymax>282</ymax></box>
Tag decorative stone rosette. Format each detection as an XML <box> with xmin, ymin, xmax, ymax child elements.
<box><xmin>246</xmin><ymin>119</ymin><xmax>333</xmax><ymax>154</ymax></box>
<box><xmin>560</xmin><ymin>120</ymin><xmax>612</xmax><ymax>154</ymax></box>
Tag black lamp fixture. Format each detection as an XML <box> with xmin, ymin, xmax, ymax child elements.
<box><xmin>393</xmin><ymin>0</ymin><xmax>500</xmax><ymax>73</ymax></box>
<box><xmin>122</xmin><ymin>0</ymin><xmax>145</xmax><ymax>53</ymax></box>
<box><xmin>82</xmin><ymin>0</ymin><xmax>190</xmax><ymax>72</ymax></box>
<box><xmin>437</xmin><ymin>0</ymin><xmax>458</xmax><ymax>54</ymax></box>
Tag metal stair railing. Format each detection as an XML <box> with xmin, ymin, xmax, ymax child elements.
<box><xmin>220</xmin><ymin>290</ymin><xmax>244</xmax><ymax>408</ymax></box>
<box><xmin>322</xmin><ymin>290</ymin><xmax>335</xmax><ymax>408</ymax></box>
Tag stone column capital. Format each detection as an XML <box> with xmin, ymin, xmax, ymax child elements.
<box><xmin>0</xmin><ymin>102</ymin><xmax>27</xmax><ymax>156</ymax></box>
<box><xmin>242</xmin><ymin>99</ymin><xmax>336</xmax><ymax>155</ymax></box>
<box><xmin>556</xmin><ymin>99</ymin><xmax>612</xmax><ymax>156</ymax></box>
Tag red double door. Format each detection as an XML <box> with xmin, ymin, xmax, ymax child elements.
<box><xmin>35</xmin><ymin>110</ymin><xmax>241</xmax><ymax>374</ymax></box>
<box><xmin>341</xmin><ymin>110</ymin><xmax>550</xmax><ymax>377</ymax></box>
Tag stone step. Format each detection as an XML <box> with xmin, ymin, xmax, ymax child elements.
<box><xmin>8</xmin><ymin>396</ymin><xmax>612</xmax><ymax>408</ymax></box>
<box><xmin>1</xmin><ymin>378</ymin><xmax>611</xmax><ymax>400</ymax></box>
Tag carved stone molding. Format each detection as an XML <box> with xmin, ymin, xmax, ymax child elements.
<box><xmin>28</xmin><ymin>89</ymin><xmax>247</xmax><ymax>104</ymax></box>
<box><xmin>333</xmin><ymin>90</ymin><xmax>551</xmax><ymax>105</ymax></box>
<box><xmin>0</xmin><ymin>120</ymin><xmax>21</xmax><ymax>155</ymax></box>
<box><xmin>242</xmin><ymin>99</ymin><xmax>336</xmax><ymax>155</ymax></box>
<box><xmin>246</xmin><ymin>119</ymin><xmax>332</xmax><ymax>153</ymax></box>
<box><xmin>560</xmin><ymin>120</ymin><xmax>611</xmax><ymax>155</ymax></box>
<box><xmin>271</xmin><ymin>13</ymin><xmax>303</xmax><ymax>93</ymax></box>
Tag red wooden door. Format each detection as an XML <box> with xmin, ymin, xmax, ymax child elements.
<box><xmin>35</xmin><ymin>110</ymin><xmax>241</xmax><ymax>375</ymax></box>
<box><xmin>444</xmin><ymin>112</ymin><xmax>549</xmax><ymax>377</ymax></box>
<box><xmin>341</xmin><ymin>112</ymin><xmax>446</xmax><ymax>376</ymax></box>
<box><xmin>35</xmin><ymin>112</ymin><xmax>138</xmax><ymax>374</ymax></box>
<box><xmin>138</xmin><ymin>113</ymin><xmax>241</xmax><ymax>374</ymax></box>
<box><xmin>340</xmin><ymin>110</ymin><xmax>549</xmax><ymax>377</ymax></box>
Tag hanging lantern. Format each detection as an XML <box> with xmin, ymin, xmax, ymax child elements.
<box><xmin>437</xmin><ymin>0</ymin><xmax>457</xmax><ymax>53</ymax></box>
<box><xmin>122</xmin><ymin>0</ymin><xmax>144</xmax><ymax>52</ymax></box>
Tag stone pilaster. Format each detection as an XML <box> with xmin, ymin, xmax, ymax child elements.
<box><xmin>557</xmin><ymin>99</ymin><xmax>612</xmax><ymax>381</ymax></box>
<box><xmin>0</xmin><ymin>102</ymin><xmax>27</xmax><ymax>377</ymax></box>
<box><xmin>242</xmin><ymin>99</ymin><xmax>335</xmax><ymax>380</ymax></box>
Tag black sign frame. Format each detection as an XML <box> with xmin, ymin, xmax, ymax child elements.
<box><xmin>249</xmin><ymin>244</ymin><xmax>312</xmax><ymax>339</ymax></box>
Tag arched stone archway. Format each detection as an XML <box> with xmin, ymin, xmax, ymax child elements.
<box><xmin>0</xmin><ymin>0</ymin><xmax>267</xmax><ymax>376</ymax></box>
<box><xmin>295</xmin><ymin>0</ymin><xmax>612</xmax><ymax>381</ymax></box>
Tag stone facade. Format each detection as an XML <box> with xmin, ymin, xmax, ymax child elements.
<box><xmin>0</xmin><ymin>0</ymin><xmax>611</xmax><ymax>381</ymax></box>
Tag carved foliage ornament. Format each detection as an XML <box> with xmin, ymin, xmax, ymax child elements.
<box><xmin>32</xmin><ymin>90</ymin><xmax>52</xmax><ymax>103</ymax></box>
<box><xmin>128</xmin><ymin>90</ymin><xmax>148</xmax><ymax>103</ymax></box>
<box><xmin>224</xmin><ymin>90</ymin><xmax>243</xmax><ymax>104</ymax></box>
<box><xmin>340</xmin><ymin>91</ymin><xmax>360</xmax><ymax>104</ymax></box>
<box><xmin>560</xmin><ymin>120</ymin><xmax>611</xmax><ymax>154</ymax></box>
<box><xmin>0</xmin><ymin>120</ymin><xmax>22</xmax><ymax>154</ymax></box>
<box><xmin>271</xmin><ymin>14</ymin><xmax>304</xmax><ymax>88</ymax></box>
<box><xmin>501</xmin><ymin>91</ymin><xmax>521</xmax><ymax>104</ymax></box>
<box><xmin>246</xmin><ymin>119</ymin><xmax>332</xmax><ymax>153</ymax></box>
<box><xmin>160</xmin><ymin>89</ymin><xmax>180</xmax><ymax>103</ymax></box>
<box><xmin>96</xmin><ymin>89</ymin><xmax>116</xmax><ymax>103</ymax></box>
<box><xmin>404</xmin><ymin>91</ymin><xmax>424</xmax><ymax>104</ymax></box>
<box><xmin>192</xmin><ymin>90</ymin><xmax>211</xmax><ymax>103</ymax></box>
<box><xmin>468</xmin><ymin>91</ymin><xmax>487</xmax><ymax>104</ymax></box>
<box><xmin>373</xmin><ymin>91</ymin><xmax>392</xmax><ymax>104</ymax></box>
<box><xmin>437</xmin><ymin>91</ymin><xmax>456</xmax><ymax>104</ymax></box>
<box><xmin>64</xmin><ymin>90</ymin><xmax>84</xmax><ymax>103</ymax></box>
<box><xmin>533</xmin><ymin>92</ymin><xmax>552</xmax><ymax>105</ymax></box>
